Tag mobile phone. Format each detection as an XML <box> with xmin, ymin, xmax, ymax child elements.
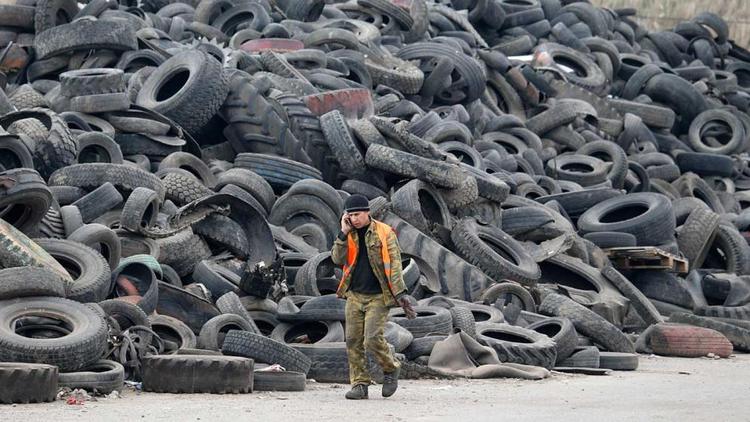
<box><xmin>345</xmin><ymin>216</ymin><xmax>353</xmax><ymax>227</ymax></box>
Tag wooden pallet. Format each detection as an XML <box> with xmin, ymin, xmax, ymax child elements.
<box><xmin>605</xmin><ymin>246</ymin><xmax>688</xmax><ymax>274</ymax></box>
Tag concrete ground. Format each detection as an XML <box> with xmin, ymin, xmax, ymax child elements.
<box><xmin>4</xmin><ymin>353</ymin><xmax>750</xmax><ymax>421</ymax></box>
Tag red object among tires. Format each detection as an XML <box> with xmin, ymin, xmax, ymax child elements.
<box><xmin>649</xmin><ymin>323</ymin><xmax>733</xmax><ymax>358</ymax></box>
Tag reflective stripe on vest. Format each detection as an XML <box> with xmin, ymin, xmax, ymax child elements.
<box><xmin>337</xmin><ymin>221</ymin><xmax>394</xmax><ymax>293</ymax></box>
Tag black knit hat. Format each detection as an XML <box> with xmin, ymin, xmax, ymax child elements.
<box><xmin>344</xmin><ymin>194</ymin><xmax>370</xmax><ymax>212</ymax></box>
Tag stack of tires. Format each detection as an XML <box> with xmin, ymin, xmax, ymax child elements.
<box><xmin>1</xmin><ymin>0</ymin><xmax>750</xmax><ymax>403</ymax></box>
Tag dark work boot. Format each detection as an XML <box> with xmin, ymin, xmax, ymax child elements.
<box><xmin>381</xmin><ymin>366</ymin><xmax>400</xmax><ymax>397</ymax></box>
<box><xmin>345</xmin><ymin>384</ymin><xmax>368</xmax><ymax>400</ymax></box>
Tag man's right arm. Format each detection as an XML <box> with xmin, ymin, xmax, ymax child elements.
<box><xmin>331</xmin><ymin>231</ymin><xmax>348</xmax><ymax>265</ymax></box>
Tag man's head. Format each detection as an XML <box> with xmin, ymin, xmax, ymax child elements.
<box><xmin>344</xmin><ymin>194</ymin><xmax>370</xmax><ymax>229</ymax></box>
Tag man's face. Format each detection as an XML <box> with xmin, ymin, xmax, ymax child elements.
<box><xmin>347</xmin><ymin>210</ymin><xmax>370</xmax><ymax>229</ymax></box>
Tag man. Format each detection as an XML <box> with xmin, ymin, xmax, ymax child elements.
<box><xmin>331</xmin><ymin>194</ymin><xmax>416</xmax><ymax>400</ymax></box>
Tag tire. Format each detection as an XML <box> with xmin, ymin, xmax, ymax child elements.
<box><xmin>688</xmin><ymin>109</ymin><xmax>745</xmax><ymax>155</ymax></box>
<box><xmin>120</xmin><ymin>187</ymin><xmax>160</xmax><ymax>233</ymax></box>
<box><xmin>0</xmin><ymin>168</ymin><xmax>51</xmax><ymax>235</ymax></box>
<box><xmin>449</xmin><ymin>306</ymin><xmax>477</xmax><ymax>338</ymax></box>
<box><xmin>35</xmin><ymin>238</ymin><xmax>110</xmax><ymax>303</ymax></box>
<box><xmin>583</xmin><ymin>232</ymin><xmax>637</xmax><ymax>249</ymax></box>
<box><xmin>136</xmin><ymin>50</ymin><xmax>229</xmax><ymax>135</ymax></box>
<box><xmin>98</xmin><ymin>299</ymin><xmax>150</xmax><ymax>332</ymax></box>
<box><xmin>535</xmin><ymin>188</ymin><xmax>623</xmax><ymax>220</ymax></box>
<box><xmin>0</xmin><ymin>363</ymin><xmax>58</xmax><ymax>404</ymax></box>
<box><xmin>537</xmin><ymin>43</ymin><xmax>607</xmax><ymax>93</ymax></box>
<box><xmin>702</xmin><ymin>224</ymin><xmax>750</xmax><ymax>275</ymax></box>
<box><xmin>160</xmin><ymin>172</ymin><xmax>212</xmax><ymax>206</ymax></box>
<box><xmin>389</xmin><ymin>305</ymin><xmax>453</xmax><ymax>338</ymax></box>
<box><xmin>451</xmin><ymin>218</ymin><xmax>540</xmax><ymax>286</ymax></box>
<box><xmin>156</xmin><ymin>229</ymin><xmax>211</xmax><ymax>277</ymax></box>
<box><xmin>0</xmin><ymin>297</ymin><xmax>108</xmax><ymax>371</ymax></box>
<box><xmin>278</xmin><ymin>295</ymin><xmax>346</xmax><ymax>322</ymax></box>
<box><xmin>558</xmin><ymin>346</ymin><xmax>600</xmax><ymax>368</ymax></box>
<box><xmin>253</xmin><ymin>370</ymin><xmax>306</xmax><ymax>391</ymax></box>
<box><xmin>222</xmin><ymin>330</ymin><xmax>312</xmax><ymax>374</ymax></box>
<box><xmin>48</xmin><ymin>163</ymin><xmax>165</xmax><ymax>202</ymax></box>
<box><xmin>33</xmin><ymin>18</ymin><xmax>138</xmax><ymax>60</ymax></box>
<box><xmin>292</xmin><ymin>252</ymin><xmax>339</xmax><ymax>297</ymax></box>
<box><xmin>527</xmin><ymin>317</ymin><xmax>578</xmax><ymax>363</ymax></box>
<box><xmin>76</xmin><ymin>132</ymin><xmax>124</xmax><ymax>165</ymax></box>
<box><xmin>67</xmin><ymin>223</ymin><xmax>121</xmax><ymax>270</ymax></box>
<box><xmin>598</xmin><ymin>352</ymin><xmax>639</xmax><ymax>371</ymax></box>
<box><xmin>320</xmin><ymin>110</ymin><xmax>366</xmax><ymax>178</ymax></box>
<box><xmin>390</xmin><ymin>179</ymin><xmax>452</xmax><ymax>235</ymax></box>
<box><xmin>234</xmin><ymin>153</ymin><xmax>322</xmax><ymax>191</ymax></box>
<box><xmin>0</xmin><ymin>109</ymin><xmax>77</xmax><ymax>179</ymax></box>
<box><xmin>198</xmin><ymin>313</ymin><xmax>258</xmax><ymax>351</ymax></box>
<box><xmin>291</xmin><ymin>342</ymin><xmax>386</xmax><ymax>383</ymax></box>
<box><xmin>70</xmin><ymin>182</ymin><xmax>123</xmax><ymax>223</ymax></box>
<box><xmin>215</xmin><ymin>168</ymin><xmax>275</xmax><ymax>214</ymax></box>
<box><xmin>403</xmin><ymin>335</ymin><xmax>447</xmax><ymax>360</ymax></box>
<box><xmin>669</xmin><ymin>312</ymin><xmax>750</xmax><ymax>352</ymax></box>
<box><xmin>480</xmin><ymin>282</ymin><xmax>537</xmax><ymax>313</ymax></box>
<box><xmin>60</xmin><ymin>68</ymin><xmax>125</xmax><ymax>97</ymax></box>
<box><xmin>577</xmin><ymin>192</ymin><xmax>675</xmax><ymax>246</ymax></box>
<box><xmin>142</xmin><ymin>355</ymin><xmax>253</xmax><ymax>393</ymax></box>
<box><xmin>677</xmin><ymin>207</ymin><xmax>720</xmax><ymax>271</ymax></box>
<box><xmin>365</xmin><ymin>145</ymin><xmax>465</xmax><ymax>189</ymax></box>
<box><xmin>0</xmin><ymin>266</ymin><xmax>67</xmax><ymax>299</ymax></box>
<box><xmin>601</xmin><ymin>266</ymin><xmax>663</xmax><ymax>326</ymax></box>
<box><xmin>159</xmin><ymin>152</ymin><xmax>217</xmax><ymax>188</ymax></box>
<box><xmin>476</xmin><ymin>323</ymin><xmax>557</xmax><ymax>369</ymax></box>
<box><xmin>648</xmin><ymin>323</ymin><xmax>732</xmax><ymax>358</ymax></box>
<box><xmin>216</xmin><ymin>292</ymin><xmax>261</xmax><ymax>335</ymax></box>
<box><xmin>628</xmin><ymin>270</ymin><xmax>704</xmax><ymax>310</ymax></box>
<box><xmin>539</xmin><ymin>293</ymin><xmax>634</xmax><ymax>353</ymax></box>
<box><xmin>149</xmin><ymin>314</ymin><xmax>197</xmax><ymax>352</ymax></box>
<box><xmin>59</xmin><ymin>360</ymin><xmax>124</xmax><ymax>394</ymax></box>
<box><xmin>270</xmin><ymin>320</ymin><xmax>344</xmax><ymax>344</ymax></box>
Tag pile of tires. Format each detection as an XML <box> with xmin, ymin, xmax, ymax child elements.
<box><xmin>0</xmin><ymin>0</ymin><xmax>750</xmax><ymax>403</ymax></box>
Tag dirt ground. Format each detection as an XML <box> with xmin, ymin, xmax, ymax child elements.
<box><xmin>4</xmin><ymin>353</ymin><xmax>750</xmax><ymax>421</ymax></box>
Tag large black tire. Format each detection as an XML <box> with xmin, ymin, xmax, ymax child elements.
<box><xmin>59</xmin><ymin>359</ymin><xmax>124</xmax><ymax>394</ymax></box>
<box><xmin>215</xmin><ymin>292</ymin><xmax>261</xmax><ymax>335</ymax></box>
<box><xmin>35</xmin><ymin>238</ymin><xmax>110</xmax><ymax>303</ymax></box>
<box><xmin>156</xmin><ymin>229</ymin><xmax>211</xmax><ymax>277</ymax></box>
<box><xmin>70</xmin><ymin>182</ymin><xmax>123</xmax><ymax>224</ymax></box>
<box><xmin>222</xmin><ymin>330</ymin><xmax>312</xmax><ymax>374</ymax></box>
<box><xmin>0</xmin><ymin>109</ymin><xmax>77</xmax><ymax>179</ymax></box>
<box><xmin>198</xmin><ymin>313</ymin><xmax>258</xmax><ymax>351</ymax></box>
<box><xmin>270</xmin><ymin>320</ymin><xmax>345</xmax><ymax>344</ymax></box>
<box><xmin>48</xmin><ymin>163</ymin><xmax>165</xmax><ymax>202</ymax></box>
<box><xmin>677</xmin><ymin>207</ymin><xmax>720</xmax><ymax>271</ymax></box>
<box><xmin>320</xmin><ymin>110</ymin><xmax>366</xmax><ymax>178</ymax></box>
<box><xmin>33</xmin><ymin>18</ymin><xmax>137</xmax><ymax>60</ymax></box>
<box><xmin>136</xmin><ymin>50</ymin><xmax>229</xmax><ymax>136</ymax></box>
<box><xmin>0</xmin><ymin>265</ymin><xmax>67</xmax><ymax>300</ymax></box>
<box><xmin>0</xmin><ymin>297</ymin><xmax>108</xmax><ymax>371</ymax></box>
<box><xmin>390</xmin><ymin>179</ymin><xmax>452</xmax><ymax>235</ymax></box>
<box><xmin>557</xmin><ymin>346</ymin><xmax>600</xmax><ymax>368</ymax></box>
<box><xmin>539</xmin><ymin>293</ymin><xmax>634</xmax><ymax>353</ymax></box>
<box><xmin>0</xmin><ymin>168</ymin><xmax>52</xmax><ymax>235</ymax></box>
<box><xmin>451</xmin><ymin>218</ymin><xmax>541</xmax><ymax>286</ymax></box>
<box><xmin>476</xmin><ymin>323</ymin><xmax>558</xmax><ymax>369</ymax></box>
<box><xmin>601</xmin><ymin>266</ymin><xmax>663</xmax><ymax>326</ymax></box>
<box><xmin>527</xmin><ymin>317</ymin><xmax>578</xmax><ymax>363</ymax></box>
<box><xmin>234</xmin><ymin>153</ymin><xmax>322</xmax><ymax>192</ymax></box>
<box><xmin>0</xmin><ymin>363</ymin><xmax>58</xmax><ymax>404</ymax></box>
<box><xmin>253</xmin><ymin>369</ymin><xmax>306</xmax><ymax>391</ymax></box>
<box><xmin>365</xmin><ymin>144</ymin><xmax>465</xmax><ymax>189</ymax></box>
<box><xmin>389</xmin><ymin>305</ymin><xmax>453</xmax><ymax>338</ymax></box>
<box><xmin>142</xmin><ymin>355</ymin><xmax>253</xmax><ymax>393</ymax></box>
<box><xmin>577</xmin><ymin>192</ymin><xmax>675</xmax><ymax>246</ymax></box>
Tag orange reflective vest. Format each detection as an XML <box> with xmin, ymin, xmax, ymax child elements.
<box><xmin>338</xmin><ymin>220</ymin><xmax>395</xmax><ymax>296</ymax></box>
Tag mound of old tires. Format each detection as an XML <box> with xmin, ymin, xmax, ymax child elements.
<box><xmin>0</xmin><ymin>0</ymin><xmax>748</xmax><ymax>402</ymax></box>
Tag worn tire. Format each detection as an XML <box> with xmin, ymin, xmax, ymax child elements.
<box><xmin>0</xmin><ymin>363</ymin><xmax>58</xmax><ymax>404</ymax></box>
<box><xmin>222</xmin><ymin>330</ymin><xmax>312</xmax><ymax>374</ymax></box>
<box><xmin>142</xmin><ymin>355</ymin><xmax>253</xmax><ymax>393</ymax></box>
<box><xmin>476</xmin><ymin>323</ymin><xmax>557</xmax><ymax>369</ymax></box>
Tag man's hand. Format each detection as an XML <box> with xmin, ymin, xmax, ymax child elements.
<box><xmin>341</xmin><ymin>213</ymin><xmax>352</xmax><ymax>235</ymax></box>
<box><xmin>397</xmin><ymin>294</ymin><xmax>416</xmax><ymax>320</ymax></box>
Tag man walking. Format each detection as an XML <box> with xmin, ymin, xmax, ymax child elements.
<box><xmin>331</xmin><ymin>194</ymin><xmax>416</xmax><ymax>400</ymax></box>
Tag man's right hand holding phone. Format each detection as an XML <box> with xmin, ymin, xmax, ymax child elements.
<box><xmin>341</xmin><ymin>213</ymin><xmax>353</xmax><ymax>235</ymax></box>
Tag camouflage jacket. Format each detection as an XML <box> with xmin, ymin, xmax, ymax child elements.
<box><xmin>331</xmin><ymin>219</ymin><xmax>407</xmax><ymax>307</ymax></box>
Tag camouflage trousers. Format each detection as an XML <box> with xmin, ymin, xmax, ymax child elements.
<box><xmin>345</xmin><ymin>291</ymin><xmax>400</xmax><ymax>386</ymax></box>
